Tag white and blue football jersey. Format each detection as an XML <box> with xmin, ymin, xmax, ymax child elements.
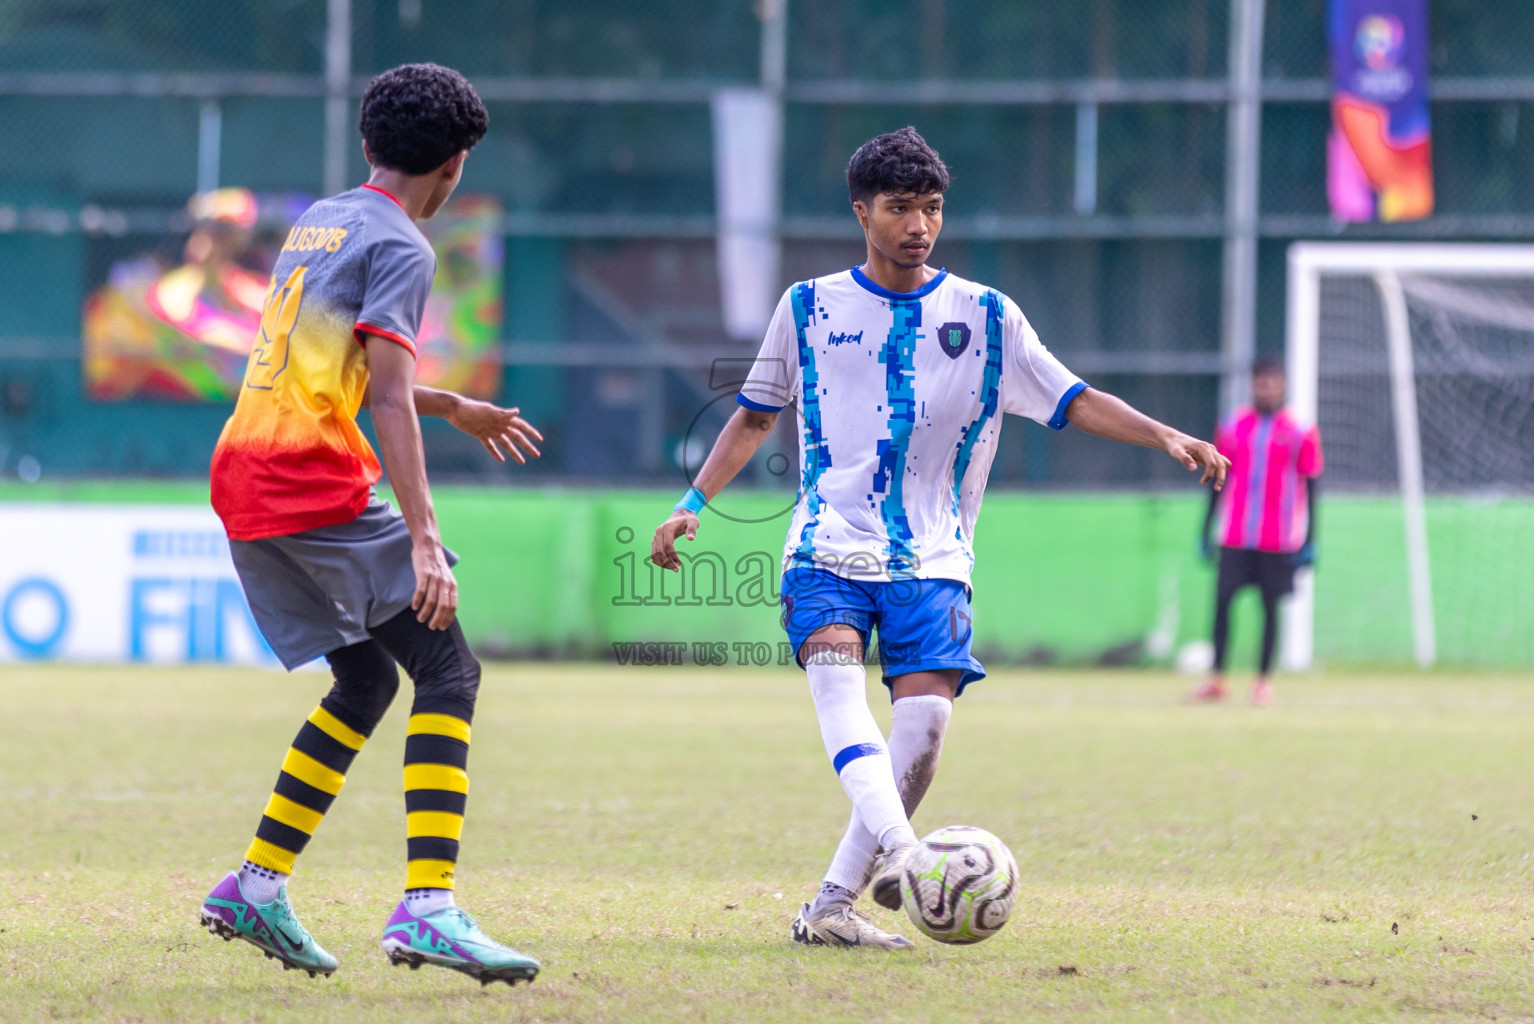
<box><xmin>738</xmin><ymin>266</ymin><xmax>1086</xmax><ymax>586</ymax></box>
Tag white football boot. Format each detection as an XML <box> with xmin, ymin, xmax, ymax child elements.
<box><xmin>868</xmin><ymin>842</ymin><xmax>916</xmax><ymax>911</ymax></box>
<box><xmin>791</xmin><ymin>902</ymin><xmax>915</xmax><ymax>950</ymax></box>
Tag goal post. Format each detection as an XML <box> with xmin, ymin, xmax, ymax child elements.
<box><xmin>1284</xmin><ymin>242</ymin><xmax>1534</xmax><ymax>671</ymax></box>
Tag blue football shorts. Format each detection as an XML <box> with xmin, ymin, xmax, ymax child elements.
<box><xmin>779</xmin><ymin>567</ymin><xmax>986</xmax><ymax>695</ymax></box>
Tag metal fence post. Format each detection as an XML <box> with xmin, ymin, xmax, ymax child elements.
<box><xmin>761</xmin><ymin>0</ymin><xmax>787</xmax><ymax>94</ymax></box>
<box><xmin>323</xmin><ymin>0</ymin><xmax>353</xmax><ymax>198</ymax></box>
<box><xmin>1221</xmin><ymin>0</ymin><xmax>1265</xmax><ymax>413</ymax></box>
<box><xmin>1073</xmin><ymin>101</ymin><xmax>1099</xmax><ymax>216</ymax></box>
<box><xmin>196</xmin><ymin>98</ymin><xmax>222</xmax><ymax>195</ymax></box>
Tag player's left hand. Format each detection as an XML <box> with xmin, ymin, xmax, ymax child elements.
<box><xmin>446</xmin><ymin>399</ymin><xmax>544</xmax><ymax>464</ymax></box>
<box><xmin>651</xmin><ymin>511</ymin><xmax>699</xmax><ymax>572</ymax></box>
<box><xmin>1165</xmin><ymin>433</ymin><xmax>1229</xmax><ymax>490</ymax></box>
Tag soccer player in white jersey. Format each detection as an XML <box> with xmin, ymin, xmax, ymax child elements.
<box><xmin>652</xmin><ymin>127</ymin><xmax>1229</xmax><ymax>949</ymax></box>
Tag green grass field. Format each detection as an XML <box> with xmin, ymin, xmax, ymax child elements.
<box><xmin>3</xmin><ymin>664</ymin><xmax>1534</xmax><ymax>1023</ymax></box>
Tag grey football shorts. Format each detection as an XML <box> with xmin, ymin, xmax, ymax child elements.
<box><xmin>230</xmin><ymin>498</ymin><xmax>458</xmax><ymax>670</ymax></box>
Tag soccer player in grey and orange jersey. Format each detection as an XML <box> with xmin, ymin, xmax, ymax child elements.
<box><xmin>198</xmin><ymin>63</ymin><xmax>545</xmax><ymax>986</ymax></box>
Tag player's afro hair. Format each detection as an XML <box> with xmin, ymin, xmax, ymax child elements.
<box><xmin>846</xmin><ymin>127</ymin><xmax>951</xmax><ymax>205</ymax></box>
<box><xmin>359</xmin><ymin>63</ymin><xmax>489</xmax><ymax>176</ymax></box>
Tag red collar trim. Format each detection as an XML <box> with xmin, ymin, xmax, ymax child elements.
<box><xmin>360</xmin><ymin>183</ymin><xmax>405</xmax><ymax>210</ymax></box>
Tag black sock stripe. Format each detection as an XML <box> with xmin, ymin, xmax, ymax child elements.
<box><xmin>407</xmin><ymin>836</ymin><xmax>460</xmax><ymax>862</ymax></box>
<box><xmin>255</xmin><ymin>816</ymin><xmax>312</xmax><ymax>853</ymax></box>
<box><xmin>410</xmin><ymin>695</ymin><xmax>475</xmax><ymax>722</ymax></box>
<box><xmin>404</xmin><ymin>790</ymin><xmax>468</xmax><ymax>815</ymax></box>
<box><xmin>273</xmin><ymin>772</ymin><xmax>337</xmax><ymax>814</ymax></box>
<box><xmin>292</xmin><ymin>721</ymin><xmax>358</xmax><ymax>773</ymax></box>
<box><xmin>404</xmin><ymin>734</ymin><xmax>469</xmax><ymax>770</ymax></box>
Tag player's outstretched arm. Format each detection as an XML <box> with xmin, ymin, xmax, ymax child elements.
<box><xmin>414</xmin><ymin>386</ymin><xmax>544</xmax><ymax>464</ymax></box>
<box><xmin>366</xmin><ymin>339</ymin><xmax>458</xmax><ymax>629</ymax></box>
<box><xmin>1065</xmin><ymin>387</ymin><xmax>1230</xmax><ymax>490</ymax></box>
<box><xmin>651</xmin><ymin>406</ymin><xmax>779</xmax><ymax>571</ymax></box>
<box><xmin>362</xmin><ymin>384</ymin><xmax>544</xmax><ymax>464</ymax></box>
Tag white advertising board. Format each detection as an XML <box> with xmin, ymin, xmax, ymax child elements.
<box><xmin>0</xmin><ymin>504</ymin><xmax>275</xmax><ymax>665</ymax></box>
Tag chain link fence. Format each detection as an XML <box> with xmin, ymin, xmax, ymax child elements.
<box><xmin>2</xmin><ymin>0</ymin><xmax>1534</xmax><ymax>485</ymax></box>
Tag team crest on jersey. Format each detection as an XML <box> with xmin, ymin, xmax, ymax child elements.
<box><xmin>937</xmin><ymin>322</ymin><xmax>972</xmax><ymax>359</ymax></box>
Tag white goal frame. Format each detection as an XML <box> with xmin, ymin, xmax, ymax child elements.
<box><xmin>1284</xmin><ymin>242</ymin><xmax>1534</xmax><ymax>670</ymax></box>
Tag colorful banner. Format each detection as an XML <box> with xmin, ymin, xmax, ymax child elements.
<box><xmin>83</xmin><ymin>189</ymin><xmax>503</xmax><ymax>401</ymax></box>
<box><xmin>1328</xmin><ymin>0</ymin><xmax>1433</xmax><ymax>222</ymax></box>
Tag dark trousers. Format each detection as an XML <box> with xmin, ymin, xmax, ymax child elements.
<box><xmin>320</xmin><ymin>607</ymin><xmax>481</xmax><ymax>735</ymax></box>
<box><xmin>1212</xmin><ymin>547</ymin><xmax>1296</xmax><ymax>675</ymax></box>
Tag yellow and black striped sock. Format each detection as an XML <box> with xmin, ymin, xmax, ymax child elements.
<box><xmin>403</xmin><ymin>711</ymin><xmax>471</xmax><ymax>891</ymax></box>
<box><xmin>245</xmin><ymin>703</ymin><xmax>367</xmax><ymax>877</ymax></box>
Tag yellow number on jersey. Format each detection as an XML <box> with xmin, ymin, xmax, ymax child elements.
<box><xmin>246</xmin><ymin>266</ymin><xmax>306</xmax><ymax>390</ymax></box>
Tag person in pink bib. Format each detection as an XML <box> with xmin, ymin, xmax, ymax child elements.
<box><xmin>1193</xmin><ymin>356</ymin><xmax>1323</xmax><ymax>705</ymax></box>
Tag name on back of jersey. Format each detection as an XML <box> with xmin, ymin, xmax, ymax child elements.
<box><xmin>281</xmin><ymin>226</ymin><xmax>349</xmax><ymax>255</ymax></box>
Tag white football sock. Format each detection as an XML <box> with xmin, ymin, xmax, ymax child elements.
<box><xmin>823</xmin><ymin>812</ymin><xmax>882</xmax><ymax>894</ymax></box>
<box><xmin>238</xmin><ymin>861</ymin><xmax>288</xmax><ymax>905</ymax></box>
<box><xmin>888</xmin><ymin>694</ymin><xmax>952</xmax><ymax>815</ymax></box>
<box><xmin>807</xmin><ymin>881</ymin><xmax>858</xmax><ymax>918</ymax></box>
<box><xmin>405</xmin><ymin>887</ymin><xmax>456</xmax><ymax>916</ymax></box>
<box><xmin>804</xmin><ymin>650</ymin><xmax>915</xmax><ymax>854</ymax></box>
<box><xmin>822</xmin><ymin>694</ymin><xmax>953</xmax><ymax>894</ymax></box>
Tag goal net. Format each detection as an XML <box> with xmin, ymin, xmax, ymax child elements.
<box><xmin>1285</xmin><ymin>243</ymin><xmax>1534</xmax><ymax>670</ymax></box>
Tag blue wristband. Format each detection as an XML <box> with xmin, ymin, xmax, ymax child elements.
<box><xmin>673</xmin><ymin>486</ymin><xmax>707</xmax><ymax>516</ymax></box>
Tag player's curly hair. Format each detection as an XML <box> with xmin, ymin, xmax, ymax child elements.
<box><xmin>846</xmin><ymin>127</ymin><xmax>951</xmax><ymax>205</ymax></box>
<box><xmin>359</xmin><ymin>63</ymin><xmax>489</xmax><ymax>176</ymax></box>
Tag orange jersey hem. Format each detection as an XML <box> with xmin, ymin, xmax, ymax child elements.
<box><xmin>220</xmin><ymin>489</ymin><xmax>372</xmax><ymax>542</ymax></box>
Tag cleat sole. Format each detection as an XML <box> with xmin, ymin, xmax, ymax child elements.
<box><xmin>199</xmin><ymin>908</ymin><xmax>336</xmax><ymax>979</ymax></box>
<box><xmin>382</xmin><ymin>944</ymin><xmax>537</xmax><ymax>986</ymax></box>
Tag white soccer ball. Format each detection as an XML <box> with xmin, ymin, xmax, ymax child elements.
<box><xmin>899</xmin><ymin>825</ymin><xmax>1019</xmax><ymax>944</ymax></box>
<box><xmin>1175</xmin><ymin>639</ymin><xmax>1215</xmax><ymax>674</ymax></box>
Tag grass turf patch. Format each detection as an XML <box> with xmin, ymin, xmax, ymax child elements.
<box><xmin>2</xmin><ymin>665</ymin><xmax>1532</xmax><ymax>1022</ymax></box>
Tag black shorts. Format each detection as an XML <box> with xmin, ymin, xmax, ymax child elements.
<box><xmin>1217</xmin><ymin>546</ymin><xmax>1296</xmax><ymax>601</ymax></box>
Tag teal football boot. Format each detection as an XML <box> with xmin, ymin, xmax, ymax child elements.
<box><xmin>381</xmin><ymin>900</ymin><xmax>540</xmax><ymax>986</ymax></box>
<box><xmin>200</xmin><ymin>872</ymin><xmax>339</xmax><ymax>977</ymax></box>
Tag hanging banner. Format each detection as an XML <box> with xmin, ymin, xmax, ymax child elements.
<box><xmin>1328</xmin><ymin>0</ymin><xmax>1433</xmax><ymax>222</ymax></box>
<box><xmin>712</xmin><ymin>88</ymin><xmax>782</xmax><ymax>341</ymax></box>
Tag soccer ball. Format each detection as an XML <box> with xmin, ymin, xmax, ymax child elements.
<box><xmin>899</xmin><ymin>825</ymin><xmax>1019</xmax><ymax>944</ymax></box>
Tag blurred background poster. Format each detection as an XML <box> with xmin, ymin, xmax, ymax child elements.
<box><xmin>1328</xmin><ymin>0</ymin><xmax>1434</xmax><ymax>222</ymax></box>
<box><xmin>82</xmin><ymin>188</ymin><xmax>503</xmax><ymax>401</ymax></box>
